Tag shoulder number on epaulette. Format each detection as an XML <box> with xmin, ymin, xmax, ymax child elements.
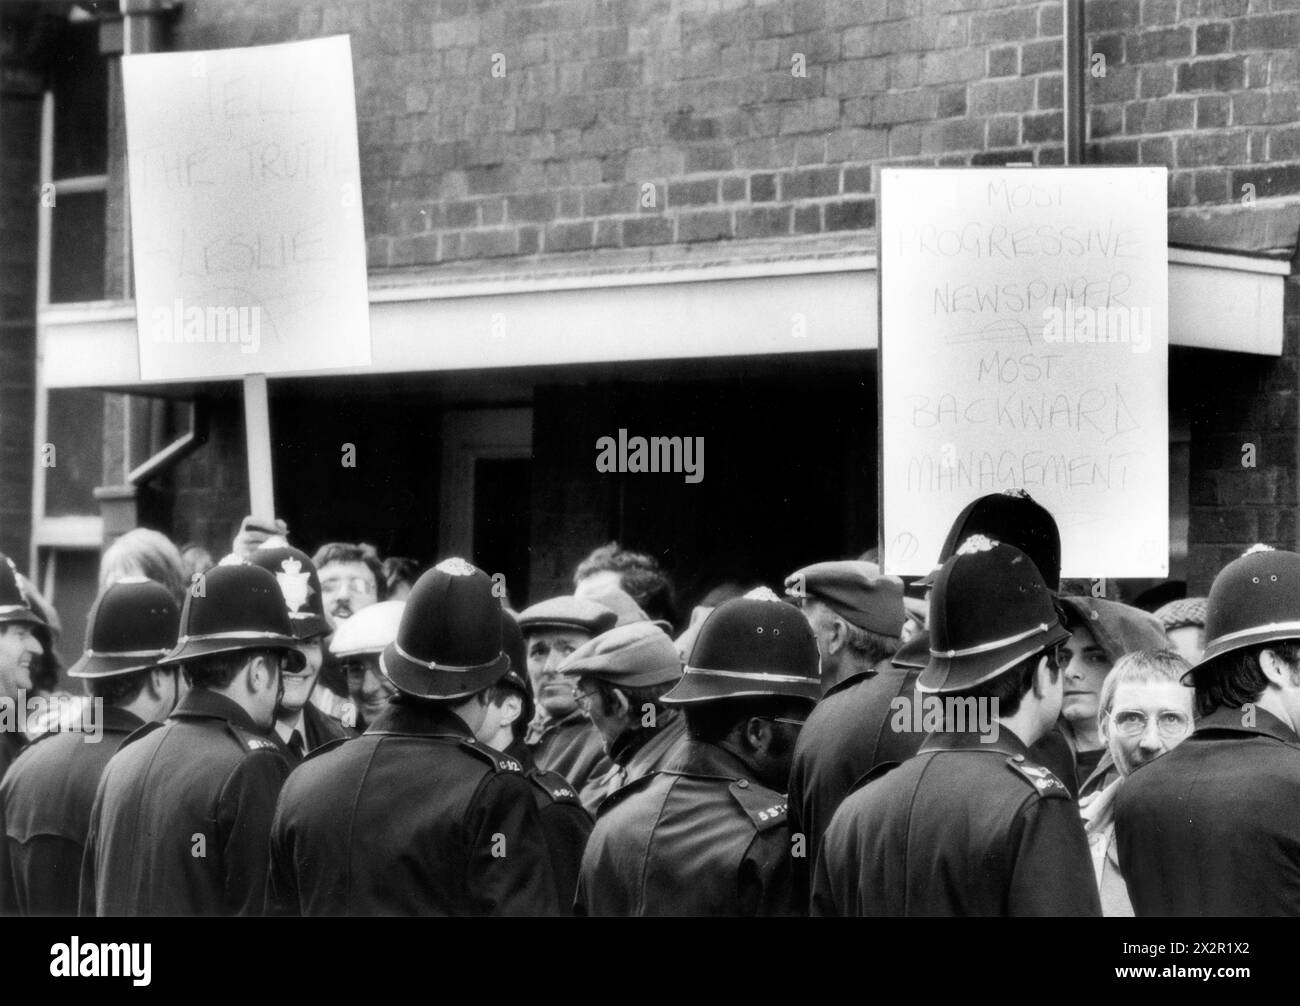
<box><xmin>1007</xmin><ymin>758</ymin><xmax>1070</xmax><ymax>799</ymax></box>
<box><xmin>457</xmin><ymin>738</ymin><xmax>523</xmax><ymax>773</ymax></box>
<box><xmin>226</xmin><ymin>723</ymin><xmax>283</xmax><ymax>755</ymax></box>
<box><xmin>528</xmin><ymin>770</ymin><xmax>581</xmax><ymax>805</ymax></box>
<box><xmin>728</xmin><ymin>779</ymin><xmax>789</xmax><ymax>831</ymax></box>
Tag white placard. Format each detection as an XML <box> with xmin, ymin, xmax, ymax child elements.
<box><xmin>880</xmin><ymin>167</ymin><xmax>1169</xmax><ymax>578</ymax></box>
<box><xmin>123</xmin><ymin>36</ymin><xmax>371</xmax><ymax>380</ymax></box>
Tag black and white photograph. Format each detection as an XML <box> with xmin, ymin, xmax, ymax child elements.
<box><xmin>0</xmin><ymin>0</ymin><xmax>1289</xmax><ymax>973</ymax></box>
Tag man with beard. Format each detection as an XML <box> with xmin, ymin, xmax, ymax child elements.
<box><xmin>309</xmin><ymin>542</ymin><xmax>386</xmax><ymax>719</ymax></box>
<box><xmin>518</xmin><ymin>596</ymin><xmax>617</xmax><ymax>789</ymax></box>
<box><xmin>329</xmin><ymin>601</ymin><xmax>404</xmax><ymax>731</ymax></box>
<box><xmin>248</xmin><ymin>546</ymin><xmax>353</xmax><ymax>761</ymax></box>
<box><xmin>1</xmin><ymin>579</ymin><xmax>181</xmax><ymax>915</ymax></box>
<box><xmin>0</xmin><ymin>554</ymin><xmax>47</xmax><ymax>779</ymax></box>
<box><xmin>575</xmin><ymin>596</ymin><xmax>819</xmax><ymax>916</ymax></box>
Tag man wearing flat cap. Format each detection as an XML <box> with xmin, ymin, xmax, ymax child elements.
<box><xmin>518</xmin><ymin>595</ymin><xmax>617</xmax><ymax>790</ymax></box>
<box><xmin>1</xmin><ymin>578</ymin><xmax>181</xmax><ymax>915</ymax></box>
<box><xmin>813</xmin><ymin>538</ymin><xmax>1101</xmax><ymax>917</ymax></box>
<box><xmin>559</xmin><ymin>621</ymin><xmax>686</xmax><ymax>813</ymax></box>
<box><xmin>784</xmin><ymin>560</ymin><xmax>912</xmax><ymax>903</ymax></box>
<box><xmin>576</xmin><ymin>596</ymin><xmax>818</xmax><ymax>916</ymax></box>
<box><xmin>268</xmin><ymin>559</ymin><xmax>559</xmax><ymax>916</ymax></box>
<box><xmin>81</xmin><ymin>564</ymin><xmax>304</xmax><ymax>916</ymax></box>
<box><xmin>1116</xmin><ymin>545</ymin><xmax>1300</xmax><ymax>916</ymax></box>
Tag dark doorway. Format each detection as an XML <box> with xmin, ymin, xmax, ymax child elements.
<box><xmin>472</xmin><ymin>457</ymin><xmax>532</xmax><ymax>608</ymax></box>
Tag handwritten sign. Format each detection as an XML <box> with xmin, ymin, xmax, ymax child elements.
<box><xmin>880</xmin><ymin>167</ymin><xmax>1168</xmax><ymax>578</ymax></box>
<box><xmin>123</xmin><ymin>36</ymin><xmax>371</xmax><ymax>381</ymax></box>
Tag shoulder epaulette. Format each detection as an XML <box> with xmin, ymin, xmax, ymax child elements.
<box><xmin>727</xmin><ymin>778</ymin><xmax>788</xmax><ymax>832</ymax></box>
<box><xmin>457</xmin><ymin>737</ymin><xmax>525</xmax><ymax>773</ymax></box>
<box><xmin>119</xmin><ymin>720</ymin><xmax>165</xmax><ymax>750</ymax></box>
<box><xmin>225</xmin><ymin>722</ymin><xmax>285</xmax><ymax>756</ymax></box>
<box><xmin>528</xmin><ymin>768</ymin><xmax>583</xmax><ymax>806</ymax></box>
<box><xmin>1006</xmin><ymin>756</ymin><xmax>1070</xmax><ymax>799</ymax></box>
<box><xmin>846</xmin><ymin>760</ymin><xmax>901</xmax><ymax>796</ymax></box>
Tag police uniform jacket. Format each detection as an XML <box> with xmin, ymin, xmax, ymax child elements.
<box><xmin>279</xmin><ymin>701</ymin><xmax>356</xmax><ymax>766</ymax></box>
<box><xmin>812</xmin><ymin>728</ymin><xmax>1101</xmax><ymax>917</ymax></box>
<box><xmin>530</xmin><ymin>710</ymin><xmax>611</xmax><ymax>791</ymax></box>
<box><xmin>577</xmin><ymin>708</ymin><xmax>687</xmax><ymax>813</ymax></box>
<box><xmin>506</xmin><ymin>739</ymin><xmax>592</xmax><ymax>912</ymax></box>
<box><xmin>787</xmin><ymin>659</ymin><xmax>923</xmax><ymax>896</ymax></box>
<box><xmin>1115</xmin><ymin>705</ymin><xmax>1300</xmax><ymax>917</ymax></box>
<box><xmin>0</xmin><ymin>733</ymin><xmax>24</xmax><ymax>782</ymax></box>
<box><xmin>575</xmin><ymin>739</ymin><xmax>796</xmax><ymax>917</ymax></box>
<box><xmin>1</xmin><ymin>706</ymin><xmax>143</xmax><ymax>916</ymax></box>
<box><xmin>79</xmin><ymin>689</ymin><xmax>289</xmax><ymax>917</ymax></box>
<box><xmin>267</xmin><ymin>698</ymin><xmax>560</xmax><ymax>916</ymax></box>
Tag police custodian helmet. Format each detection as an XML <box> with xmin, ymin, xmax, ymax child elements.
<box><xmin>918</xmin><ymin>536</ymin><xmax>1069</xmax><ymax>695</ymax></box>
<box><xmin>1189</xmin><ymin>544</ymin><xmax>1300</xmax><ymax>683</ymax></box>
<box><xmin>380</xmin><ymin>558</ymin><xmax>511</xmax><ymax>700</ymax></box>
<box><xmin>68</xmin><ymin>578</ymin><xmax>180</xmax><ymax>679</ymax></box>
<box><xmin>663</xmin><ymin>596</ymin><xmax>821</xmax><ymax>705</ymax></box>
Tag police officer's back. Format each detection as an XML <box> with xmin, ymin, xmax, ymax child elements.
<box><xmin>1116</xmin><ymin>545</ymin><xmax>1300</xmax><ymax>916</ymax></box>
<box><xmin>79</xmin><ymin>565</ymin><xmax>301</xmax><ymax>916</ymax></box>
<box><xmin>268</xmin><ymin>560</ymin><xmax>560</xmax><ymax>916</ymax></box>
<box><xmin>813</xmin><ymin>538</ymin><xmax>1101</xmax><ymax>917</ymax></box>
<box><xmin>576</xmin><ymin>596</ymin><xmax>819</xmax><ymax>916</ymax></box>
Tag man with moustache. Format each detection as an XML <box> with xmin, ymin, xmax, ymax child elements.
<box><xmin>313</xmin><ymin>542</ymin><xmax>385</xmax><ymax>630</ymax></box>
<box><xmin>80</xmin><ymin>564</ymin><xmax>302</xmax><ymax>916</ymax></box>
<box><xmin>518</xmin><ymin>596</ymin><xmax>617</xmax><ymax>789</ymax></box>
<box><xmin>1</xmin><ymin>579</ymin><xmax>181</xmax><ymax>915</ymax></box>
<box><xmin>248</xmin><ymin>545</ymin><xmax>353</xmax><ymax>761</ymax></box>
<box><xmin>0</xmin><ymin>555</ymin><xmax>46</xmax><ymax>779</ymax></box>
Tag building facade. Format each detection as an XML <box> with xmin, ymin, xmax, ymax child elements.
<box><xmin>2</xmin><ymin>0</ymin><xmax>1299</xmax><ymax>671</ymax></box>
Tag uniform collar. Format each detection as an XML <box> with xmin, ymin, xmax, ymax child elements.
<box><xmin>919</xmin><ymin>725</ymin><xmax>1030</xmax><ymax>759</ymax></box>
<box><xmin>1195</xmin><ymin>704</ymin><xmax>1300</xmax><ymax>744</ymax></box>
<box><xmin>608</xmin><ymin>707</ymin><xmax>680</xmax><ymax>766</ymax></box>
<box><xmin>661</xmin><ymin>738</ymin><xmax>759</xmax><ymax>782</ymax></box>
<box><xmin>101</xmin><ymin>705</ymin><xmax>146</xmax><ymax>734</ymax></box>
<box><xmin>367</xmin><ymin>697</ymin><xmax>473</xmax><ymax>739</ymax></box>
<box><xmin>171</xmin><ymin>688</ymin><xmax>263</xmax><ymax>734</ymax></box>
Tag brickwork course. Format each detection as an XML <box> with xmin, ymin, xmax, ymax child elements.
<box><xmin>41</xmin><ymin>0</ymin><xmax>1300</xmax><ymax>593</ymax></box>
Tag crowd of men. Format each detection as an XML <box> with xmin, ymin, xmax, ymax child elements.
<box><xmin>0</xmin><ymin>489</ymin><xmax>1295</xmax><ymax>915</ymax></box>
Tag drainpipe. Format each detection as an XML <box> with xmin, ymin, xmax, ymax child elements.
<box><xmin>1062</xmin><ymin>0</ymin><xmax>1086</xmax><ymax>165</ymax></box>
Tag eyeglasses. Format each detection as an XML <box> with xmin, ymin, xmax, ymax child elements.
<box><xmin>321</xmin><ymin>576</ymin><xmax>377</xmax><ymax>596</ymax></box>
<box><xmin>758</xmin><ymin>716</ymin><xmax>807</xmax><ymax>728</ymax></box>
<box><xmin>571</xmin><ymin>685</ymin><xmax>600</xmax><ymax>710</ymax></box>
<box><xmin>1109</xmin><ymin>709</ymin><xmax>1192</xmax><ymax>738</ymax></box>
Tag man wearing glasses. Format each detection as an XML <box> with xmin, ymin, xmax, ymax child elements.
<box><xmin>1116</xmin><ymin>544</ymin><xmax>1300</xmax><ymax>916</ymax></box>
<box><xmin>575</xmin><ymin>596</ymin><xmax>819</xmax><ymax>916</ymax></box>
<box><xmin>1078</xmin><ymin>649</ymin><xmax>1194</xmax><ymax>916</ymax></box>
<box><xmin>80</xmin><ymin>564</ymin><xmax>304</xmax><ymax>916</ymax></box>
<box><xmin>813</xmin><ymin>537</ymin><xmax>1101</xmax><ymax>917</ymax></box>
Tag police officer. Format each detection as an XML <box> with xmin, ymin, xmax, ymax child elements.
<box><xmin>0</xmin><ymin>554</ymin><xmax>45</xmax><ymax>779</ymax></box>
<box><xmin>80</xmin><ymin>564</ymin><xmax>302</xmax><ymax>916</ymax></box>
<box><xmin>575</xmin><ymin>596</ymin><xmax>819</xmax><ymax>916</ymax></box>
<box><xmin>813</xmin><ymin>537</ymin><xmax>1101</xmax><ymax>917</ymax></box>
<box><xmin>784</xmin><ymin>561</ymin><xmax>910</xmax><ymax>904</ymax></box>
<box><xmin>558</xmin><ymin>621</ymin><xmax>686</xmax><ymax>812</ymax></box>
<box><xmin>267</xmin><ymin>559</ymin><xmax>559</xmax><ymax>916</ymax></box>
<box><xmin>0</xmin><ymin>579</ymin><xmax>180</xmax><ymax>915</ymax></box>
<box><xmin>476</xmin><ymin>611</ymin><xmax>592</xmax><ymax>911</ymax></box>
<box><xmin>246</xmin><ymin>545</ymin><xmax>353</xmax><ymax>760</ymax></box>
<box><xmin>905</xmin><ymin>489</ymin><xmax>1081</xmax><ymax>797</ymax></box>
<box><xmin>518</xmin><ymin>596</ymin><xmax>617</xmax><ymax>789</ymax></box>
<box><xmin>1116</xmin><ymin>545</ymin><xmax>1300</xmax><ymax>915</ymax></box>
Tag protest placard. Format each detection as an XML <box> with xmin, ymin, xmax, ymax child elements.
<box><xmin>879</xmin><ymin>166</ymin><xmax>1169</xmax><ymax>578</ymax></box>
